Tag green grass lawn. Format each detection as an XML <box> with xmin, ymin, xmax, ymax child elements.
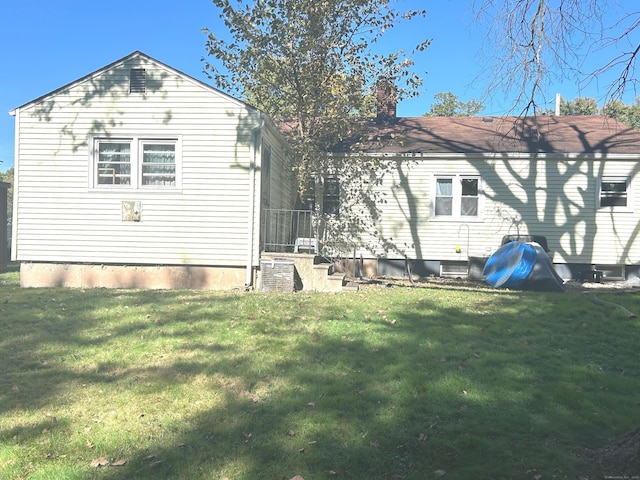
<box><xmin>1</xmin><ymin>270</ymin><xmax>640</xmax><ymax>479</ymax></box>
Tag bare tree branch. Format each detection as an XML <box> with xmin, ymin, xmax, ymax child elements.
<box><xmin>473</xmin><ymin>0</ymin><xmax>640</xmax><ymax>112</ymax></box>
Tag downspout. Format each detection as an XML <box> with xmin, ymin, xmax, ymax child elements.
<box><xmin>245</xmin><ymin>113</ymin><xmax>264</xmax><ymax>290</ymax></box>
<box><xmin>9</xmin><ymin>108</ymin><xmax>18</xmax><ymax>260</ymax></box>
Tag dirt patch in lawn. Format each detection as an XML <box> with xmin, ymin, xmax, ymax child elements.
<box><xmin>593</xmin><ymin>426</ymin><xmax>640</xmax><ymax>478</ymax></box>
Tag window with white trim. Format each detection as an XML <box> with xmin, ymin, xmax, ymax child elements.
<box><xmin>93</xmin><ymin>137</ymin><xmax>179</xmax><ymax>188</ymax></box>
<box><xmin>433</xmin><ymin>175</ymin><xmax>481</xmax><ymax>218</ymax></box>
<box><xmin>599</xmin><ymin>176</ymin><xmax>629</xmax><ymax>208</ymax></box>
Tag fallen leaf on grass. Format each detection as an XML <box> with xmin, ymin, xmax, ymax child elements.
<box><xmin>90</xmin><ymin>457</ymin><xmax>109</xmax><ymax>467</ymax></box>
<box><xmin>290</xmin><ymin>476</ymin><xmax>305</xmax><ymax>480</ymax></box>
<box><xmin>434</xmin><ymin>469</ymin><xmax>446</xmax><ymax>477</ymax></box>
<box><xmin>287</xmin><ymin>429</ymin><xmax>296</xmax><ymax>436</ymax></box>
<box><xmin>417</xmin><ymin>433</ymin><xmax>427</xmax><ymax>442</ymax></box>
<box><xmin>149</xmin><ymin>460</ymin><xmax>164</xmax><ymax>468</ymax></box>
<box><xmin>111</xmin><ymin>459</ymin><xmax>126</xmax><ymax>466</ymax></box>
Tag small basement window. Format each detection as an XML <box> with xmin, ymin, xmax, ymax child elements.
<box><xmin>130</xmin><ymin>68</ymin><xmax>146</xmax><ymax>94</ymax></box>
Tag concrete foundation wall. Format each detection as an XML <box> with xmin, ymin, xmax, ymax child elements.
<box><xmin>20</xmin><ymin>262</ymin><xmax>250</xmax><ymax>290</ymax></box>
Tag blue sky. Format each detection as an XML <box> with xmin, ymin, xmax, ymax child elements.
<box><xmin>1</xmin><ymin>0</ymin><xmax>637</xmax><ymax>171</ymax></box>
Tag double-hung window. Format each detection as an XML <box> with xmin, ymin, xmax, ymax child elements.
<box><xmin>433</xmin><ymin>175</ymin><xmax>481</xmax><ymax>219</ymax></box>
<box><xmin>599</xmin><ymin>176</ymin><xmax>629</xmax><ymax>209</ymax></box>
<box><xmin>93</xmin><ymin>137</ymin><xmax>179</xmax><ymax>189</ymax></box>
<box><xmin>303</xmin><ymin>177</ymin><xmax>340</xmax><ymax>215</ymax></box>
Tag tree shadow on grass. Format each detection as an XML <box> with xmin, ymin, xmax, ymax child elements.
<box><xmin>1</xmin><ymin>283</ymin><xmax>639</xmax><ymax>479</ymax></box>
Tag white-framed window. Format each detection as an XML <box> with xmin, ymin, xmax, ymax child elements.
<box><xmin>598</xmin><ymin>176</ymin><xmax>629</xmax><ymax>209</ymax></box>
<box><xmin>92</xmin><ymin>136</ymin><xmax>180</xmax><ymax>189</ymax></box>
<box><xmin>433</xmin><ymin>174</ymin><xmax>481</xmax><ymax>219</ymax></box>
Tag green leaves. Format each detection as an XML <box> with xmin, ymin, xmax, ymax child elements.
<box><xmin>423</xmin><ymin>92</ymin><xmax>485</xmax><ymax>117</ymax></box>
<box><xmin>203</xmin><ymin>0</ymin><xmax>429</xmax><ymax>259</ymax></box>
<box><xmin>203</xmin><ymin>0</ymin><xmax>428</xmax><ymax>140</ymax></box>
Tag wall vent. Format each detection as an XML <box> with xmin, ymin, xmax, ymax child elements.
<box><xmin>129</xmin><ymin>68</ymin><xmax>146</xmax><ymax>94</ymax></box>
<box><xmin>440</xmin><ymin>261</ymin><xmax>469</xmax><ymax>278</ymax></box>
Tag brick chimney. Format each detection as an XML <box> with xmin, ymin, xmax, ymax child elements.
<box><xmin>376</xmin><ymin>79</ymin><xmax>397</xmax><ymax>123</ymax></box>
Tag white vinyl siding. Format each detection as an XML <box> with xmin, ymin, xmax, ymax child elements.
<box><xmin>352</xmin><ymin>156</ymin><xmax>640</xmax><ymax>266</ymax></box>
<box><xmin>12</xmin><ymin>54</ymin><xmax>293</xmax><ymax>269</ymax></box>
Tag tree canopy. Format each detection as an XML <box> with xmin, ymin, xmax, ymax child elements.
<box><xmin>203</xmin><ymin>0</ymin><xmax>428</xmax><ymax>178</ymax></box>
<box><xmin>203</xmin><ymin>0</ymin><xmax>429</xmax><ymax>257</ymax></box>
<box><xmin>423</xmin><ymin>92</ymin><xmax>484</xmax><ymax>117</ymax></box>
<box><xmin>544</xmin><ymin>95</ymin><xmax>640</xmax><ymax>131</ymax></box>
<box><xmin>556</xmin><ymin>97</ymin><xmax>599</xmax><ymax>116</ymax></box>
<box><xmin>602</xmin><ymin>98</ymin><xmax>640</xmax><ymax>130</ymax></box>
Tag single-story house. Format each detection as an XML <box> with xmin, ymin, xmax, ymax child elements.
<box><xmin>334</xmin><ymin>114</ymin><xmax>640</xmax><ymax>281</ymax></box>
<box><xmin>9</xmin><ymin>51</ymin><xmax>640</xmax><ymax>289</ymax></box>
<box><xmin>9</xmin><ymin>51</ymin><xmax>300</xmax><ymax>289</ymax></box>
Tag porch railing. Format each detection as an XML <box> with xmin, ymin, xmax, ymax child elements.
<box><xmin>261</xmin><ymin>208</ymin><xmax>323</xmax><ymax>253</ymax></box>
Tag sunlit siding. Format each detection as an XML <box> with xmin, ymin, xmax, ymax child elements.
<box><xmin>358</xmin><ymin>155</ymin><xmax>640</xmax><ymax>266</ymax></box>
<box><xmin>13</xmin><ymin>53</ymin><xmax>278</xmax><ymax>267</ymax></box>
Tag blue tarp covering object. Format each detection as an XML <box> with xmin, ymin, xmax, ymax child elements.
<box><xmin>483</xmin><ymin>241</ymin><xmax>566</xmax><ymax>292</ymax></box>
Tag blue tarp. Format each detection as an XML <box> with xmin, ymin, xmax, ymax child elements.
<box><xmin>483</xmin><ymin>241</ymin><xmax>565</xmax><ymax>292</ymax></box>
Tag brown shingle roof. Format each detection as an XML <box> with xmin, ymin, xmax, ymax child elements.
<box><xmin>335</xmin><ymin>115</ymin><xmax>640</xmax><ymax>155</ymax></box>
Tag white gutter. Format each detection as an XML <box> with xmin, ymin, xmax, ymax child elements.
<box><xmin>327</xmin><ymin>151</ymin><xmax>640</xmax><ymax>160</ymax></box>
<box><xmin>245</xmin><ymin>113</ymin><xmax>264</xmax><ymax>290</ymax></box>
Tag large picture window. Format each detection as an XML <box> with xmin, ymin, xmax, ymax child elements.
<box><xmin>93</xmin><ymin>137</ymin><xmax>179</xmax><ymax>189</ymax></box>
<box><xmin>433</xmin><ymin>175</ymin><xmax>481</xmax><ymax>219</ymax></box>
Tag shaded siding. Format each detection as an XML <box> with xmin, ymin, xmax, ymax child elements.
<box><xmin>360</xmin><ymin>155</ymin><xmax>640</xmax><ymax>266</ymax></box>
<box><xmin>264</xmin><ymin>131</ymin><xmax>295</xmax><ymax>211</ymax></box>
<box><xmin>13</xmin><ymin>54</ymin><xmax>270</xmax><ymax>267</ymax></box>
